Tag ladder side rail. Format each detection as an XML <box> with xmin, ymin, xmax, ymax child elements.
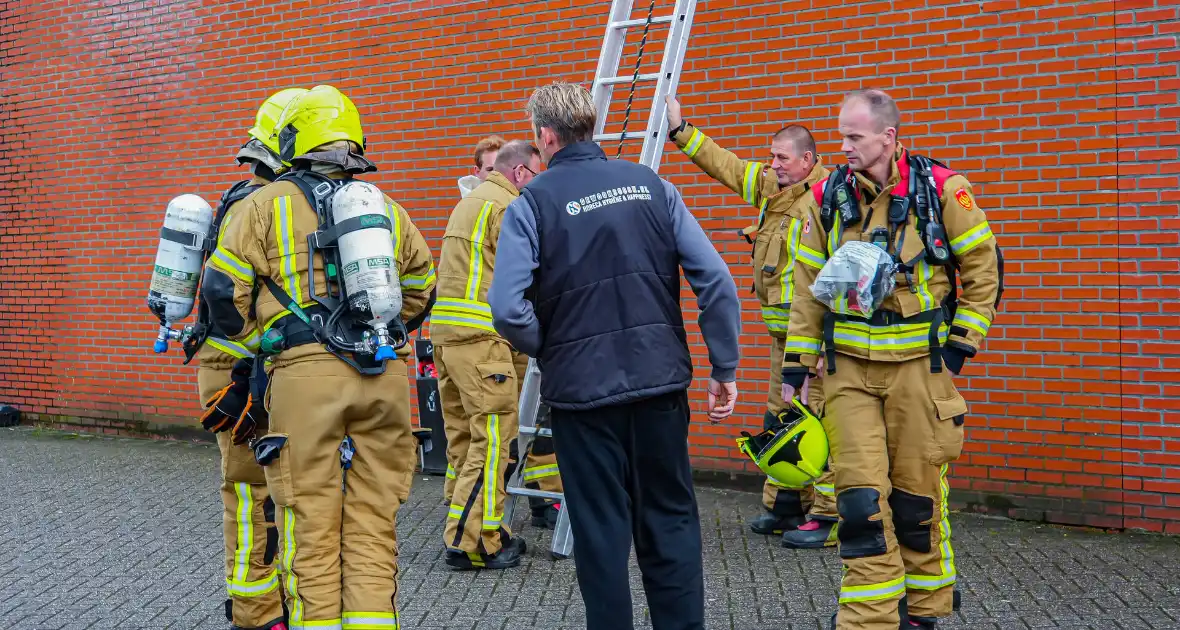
<box><xmin>638</xmin><ymin>0</ymin><xmax>697</xmax><ymax>172</ymax></box>
<box><xmin>591</xmin><ymin>0</ymin><xmax>638</xmax><ymax>137</ymax></box>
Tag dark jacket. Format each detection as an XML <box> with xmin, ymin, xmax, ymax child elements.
<box><xmin>488</xmin><ymin>141</ymin><xmax>740</xmax><ymax>411</ymax></box>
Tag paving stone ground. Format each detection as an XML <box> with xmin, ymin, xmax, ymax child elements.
<box><xmin>1</xmin><ymin>425</ymin><xmax>1178</xmax><ymax>630</ymax></box>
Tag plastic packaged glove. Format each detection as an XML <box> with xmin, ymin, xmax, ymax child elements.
<box><xmin>199</xmin><ymin>359</ymin><xmax>252</xmax><ymax>433</ymax></box>
<box><xmin>810</xmin><ymin>240</ymin><xmax>897</xmax><ymax>318</ymax></box>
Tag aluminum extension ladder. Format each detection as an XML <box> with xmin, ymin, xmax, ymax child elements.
<box><xmin>500</xmin><ymin>0</ymin><xmax>697</xmax><ymax>561</ymax></box>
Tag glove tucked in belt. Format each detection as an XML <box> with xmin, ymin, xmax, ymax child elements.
<box><xmin>200</xmin><ymin>358</ymin><xmax>260</xmax><ymax>444</ymax></box>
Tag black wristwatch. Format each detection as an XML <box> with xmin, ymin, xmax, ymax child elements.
<box><xmin>668</xmin><ymin>119</ymin><xmax>687</xmax><ymax>140</ymax></box>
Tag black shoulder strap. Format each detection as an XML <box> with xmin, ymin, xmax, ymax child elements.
<box><xmin>276</xmin><ymin>169</ymin><xmax>345</xmax><ymax>225</ymax></box>
<box><xmin>181</xmin><ymin>179</ymin><xmax>265</xmax><ymax>365</ymax></box>
<box><xmin>818</xmin><ymin>166</ymin><xmax>847</xmax><ymax>234</ymax></box>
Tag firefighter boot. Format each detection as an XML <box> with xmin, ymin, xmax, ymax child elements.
<box><xmin>531</xmin><ymin>501</ymin><xmax>560</xmax><ymax>529</ymax></box>
<box><xmin>781</xmin><ymin>518</ymin><xmax>838</xmax><ymax>549</ymax></box>
<box><xmin>444</xmin><ymin>534</ymin><xmax>528</xmax><ymax>570</ymax></box>
<box><xmin>749</xmin><ymin>511</ymin><xmax>806</xmax><ymax>535</ymax></box>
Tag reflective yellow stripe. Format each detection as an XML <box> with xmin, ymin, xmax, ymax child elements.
<box><xmin>447</xmin><ymin>504</ymin><xmax>464</xmax><ymax>519</ymax></box>
<box><xmin>483</xmin><ymin>413</ymin><xmax>501</xmax><ymax>530</ymax></box>
<box><xmin>227</xmin><ymin>570</ymin><xmax>280</xmax><ymax>597</ymax></box>
<box><xmin>210</xmin><ymin>246</ymin><xmax>254</xmax><ymax>282</ymax></box>
<box><xmin>761</xmin><ymin>305</ymin><xmax>790</xmax><ymax>334</ymax></box>
<box><xmin>263</xmin><ymin>310</ymin><xmax>288</xmax><ymax>332</ymax></box>
<box><xmin>782</xmin><ymin>217</ymin><xmax>802</xmax><ymax>303</ymax></box>
<box><xmin>445</xmin><ymin>464</ymin><xmax>457</xmax><ymax>479</ymax></box>
<box><xmin>465</xmin><ymin>201</ymin><xmax>495</xmax><ymax>302</ymax></box>
<box><xmin>274</xmin><ymin>196</ymin><xmax>302</xmax><ymax>304</ymax></box>
<box><xmin>401</xmin><ymin>262</ymin><xmax>436</xmax><ymax>289</ymax></box>
<box><xmin>785</xmin><ymin>335</ymin><xmax>821</xmax><ymax>355</ymax></box>
<box><xmin>681</xmin><ymin>127</ymin><xmax>705</xmax><ymax>158</ymax></box>
<box><xmin>742</xmin><ymin>162</ymin><xmax>761</xmax><ymax>207</ymax></box>
<box><xmin>833</xmin><ymin>321</ymin><xmax>948</xmax><ymax>352</ymax></box>
<box><xmin>826</xmin><ymin>216</ymin><xmax>841</xmax><ymax>258</ymax></box>
<box><xmin>283</xmin><ymin>506</ymin><xmax>306</xmax><ymax>626</ymax></box>
<box><xmin>232</xmin><ymin>483</ymin><xmax>253</xmax><ymax>584</ymax></box>
<box><xmin>433</xmin><ymin>297</ymin><xmax>496</xmax><ymax>333</ymax></box>
<box><xmin>953</xmin><ymin>307</ymin><xmax>991</xmax><ymax>336</ymax></box>
<box><xmin>342</xmin><ymin>611</ymin><xmax>400</xmax><ymax>630</ymax></box>
<box><xmin>207</xmin><ymin>335</ymin><xmax>257</xmax><ymax>360</ymax></box>
<box><xmin>523</xmin><ymin>464</ymin><xmax>560</xmax><ymax>481</ymax></box>
<box><xmin>912</xmin><ymin>260</ymin><xmax>936</xmax><ymax>311</ymax></box>
<box><xmin>839</xmin><ymin>576</ymin><xmax>906</xmax><ymax>603</ymax></box>
<box><xmin>291</xmin><ymin>621</ymin><xmax>343</xmax><ymax>630</ymax></box>
<box><xmin>385</xmin><ymin>202</ymin><xmax>402</xmax><ymax>254</ymax></box>
<box><xmin>796</xmin><ymin>244</ymin><xmax>826</xmax><ymax>270</ymax></box>
<box><xmin>949</xmin><ymin>220</ymin><xmax>992</xmax><ymax>256</ymax></box>
<box><xmin>814</xmin><ymin>483</ymin><xmax>835</xmax><ymax>496</ymax></box>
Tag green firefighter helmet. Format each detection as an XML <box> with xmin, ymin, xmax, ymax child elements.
<box><xmin>736</xmin><ymin>398</ymin><xmax>829</xmax><ymax>489</ymax></box>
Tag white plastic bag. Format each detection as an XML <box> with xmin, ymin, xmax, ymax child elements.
<box><xmin>809</xmin><ymin>240</ymin><xmax>897</xmax><ymax>318</ymax></box>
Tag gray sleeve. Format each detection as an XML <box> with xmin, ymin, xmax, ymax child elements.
<box><xmin>661</xmin><ymin>178</ymin><xmax>741</xmax><ymax>382</ymax></box>
<box><xmin>488</xmin><ymin>195</ymin><xmax>543</xmax><ymax>356</ymax></box>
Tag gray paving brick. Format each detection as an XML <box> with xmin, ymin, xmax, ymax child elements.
<box><xmin>2</xmin><ymin>425</ymin><xmax>1179</xmax><ymax>630</ymax></box>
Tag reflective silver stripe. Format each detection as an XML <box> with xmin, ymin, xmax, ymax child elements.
<box><xmin>838</xmin><ymin>576</ymin><xmax>905</xmax><ymax>603</ymax></box>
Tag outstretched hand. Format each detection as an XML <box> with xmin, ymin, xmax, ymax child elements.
<box><xmin>707</xmin><ymin>378</ymin><xmax>737</xmax><ymax>423</ymax></box>
<box><xmin>665</xmin><ymin>94</ymin><xmax>683</xmax><ymax>130</ymax></box>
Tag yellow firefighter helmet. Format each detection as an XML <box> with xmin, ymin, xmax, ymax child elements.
<box><xmin>736</xmin><ymin>398</ymin><xmax>829</xmax><ymax>489</ymax></box>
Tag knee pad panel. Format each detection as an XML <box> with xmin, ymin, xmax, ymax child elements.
<box><xmin>836</xmin><ymin>487</ymin><xmax>888</xmax><ymax>559</ymax></box>
<box><xmin>889</xmin><ymin>489</ymin><xmax>934</xmax><ymax>553</ymax></box>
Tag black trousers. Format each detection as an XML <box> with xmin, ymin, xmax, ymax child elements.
<box><xmin>550</xmin><ymin>389</ymin><xmax>705</xmax><ymax>630</ymax></box>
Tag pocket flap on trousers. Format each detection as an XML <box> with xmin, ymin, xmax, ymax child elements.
<box><xmin>933</xmin><ymin>394</ymin><xmax>968</xmax><ymax>422</ymax></box>
<box><xmin>476</xmin><ymin>361</ymin><xmax>515</xmax><ymax>382</ymax></box>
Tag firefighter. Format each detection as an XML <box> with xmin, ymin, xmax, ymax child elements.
<box><xmin>665</xmin><ymin>95</ymin><xmax>839</xmax><ymax>549</ymax></box>
<box><xmin>781</xmin><ymin>89</ymin><xmax>1002</xmax><ymax>630</ymax></box>
<box><xmin>432</xmin><ymin>139</ymin><xmax>553</xmax><ymax>569</ymax></box>
<box><xmin>191</xmin><ymin>86</ymin><xmax>306</xmax><ymax>630</ymax></box>
<box><xmin>459</xmin><ymin>135</ymin><xmax>507</xmax><ymax>198</ymax></box>
<box><xmin>203</xmin><ymin>84</ymin><xmax>438</xmax><ymax>630</ymax></box>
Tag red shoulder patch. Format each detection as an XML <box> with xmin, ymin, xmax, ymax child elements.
<box><xmin>931</xmin><ymin>164</ymin><xmax>958</xmax><ymax>197</ymax></box>
<box><xmin>955</xmin><ymin>189</ymin><xmax>972</xmax><ymax>210</ymax></box>
<box><xmin>812</xmin><ymin>180</ymin><xmax>826</xmax><ymax>205</ymax></box>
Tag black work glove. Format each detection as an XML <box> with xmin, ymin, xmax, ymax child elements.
<box><xmin>943</xmin><ymin>345</ymin><xmax>969</xmax><ymax>375</ymax></box>
<box><xmin>230</xmin><ymin>396</ymin><xmax>265</xmax><ymax>446</ymax></box>
<box><xmin>781</xmin><ymin>368</ymin><xmax>807</xmax><ymax>393</ymax></box>
<box><xmin>199</xmin><ymin>359</ymin><xmax>252</xmax><ymax>434</ymax></box>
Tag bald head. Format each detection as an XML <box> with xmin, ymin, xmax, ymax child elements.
<box><xmin>842</xmin><ymin>89</ymin><xmax>901</xmax><ymax>135</ymax></box>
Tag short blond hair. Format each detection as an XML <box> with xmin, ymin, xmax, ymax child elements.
<box><xmin>473</xmin><ymin>135</ymin><xmax>506</xmax><ymax>168</ymax></box>
<box><xmin>526</xmin><ymin>82</ymin><xmax>596</xmax><ymax>145</ymax></box>
<box><xmin>843</xmin><ymin>89</ymin><xmax>901</xmax><ymax>135</ymax></box>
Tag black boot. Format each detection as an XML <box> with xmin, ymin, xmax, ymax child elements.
<box><xmin>748</xmin><ymin>511</ymin><xmax>806</xmax><ymax>535</ymax></box>
<box><xmin>531</xmin><ymin>502</ymin><xmax>560</xmax><ymax>529</ymax></box>
<box><xmin>780</xmin><ymin>518</ymin><xmax>838</xmax><ymax>549</ymax></box>
<box><xmin>445</xmin><ymin>535</ymin><xmax>528</xmax><ymax>570</ymax></box>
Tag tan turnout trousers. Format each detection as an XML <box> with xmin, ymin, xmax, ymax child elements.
<box><xmin>198</xmin><ymin>364</ymin><xmax>285</xmax><ymax>629</ymax></box>
<box><xmin>824</xmin><ymin>353</ymin><xmax>965</xmax><ymax>630</ymax></box>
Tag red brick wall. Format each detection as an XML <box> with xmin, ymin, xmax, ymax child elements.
<box><xmin>2</xmin><ymin>0</ymin><xmax>1177</xmax><ymax>532</ymax></box>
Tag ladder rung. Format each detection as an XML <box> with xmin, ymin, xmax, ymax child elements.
<box><xmin>593</xmin><ymin>132</ymin><xmax>646</xmax><ymax>142</ymax></box>
<box><xmin>519</xmin><ymin>427</ymin><xmax>552</xmax><ymax>437</ymax></box>
<box><xmin>610</xmin><ymin>14</ymin><xmax>675</xmax><ymax>29</ymax></box>
<box><xmin>597</xmin><ymin>73</ymin><xmax>660</xmax><ymax>86</ymax></box>
<box><xmin>507</xmin><ymin>488</ymin><xmax>565</xmax><ymax>501</ymax></box>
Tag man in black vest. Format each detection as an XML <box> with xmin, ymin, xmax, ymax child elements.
<box><xmin>488</xmin><ymin>81</ymin><xmax>742</xmax><ymax>630</ymax></box>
